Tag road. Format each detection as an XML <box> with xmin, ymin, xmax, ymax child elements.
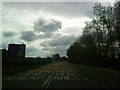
<box><xmin>2</xmin><ymin>62</ymin><xmax>120</xmax><ymax>88</ymax></box>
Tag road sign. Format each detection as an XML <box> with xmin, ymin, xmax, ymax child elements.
<box><xmin>8</xmin><ymin>44</ymin><xmax>26</xmax><ymax>58</ymax></box>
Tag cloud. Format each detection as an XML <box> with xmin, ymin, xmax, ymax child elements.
<box><xmin>20</xmin><ymin>18</ymin><xmax>62</xmax><ymax>42</ymax></box>
<box><xmin>2</xmin><ymin>4</ymin><xmax>33</xmax><ymax>32</ymax></box>
<box><xmin>3</xmin><ymin>2</ymin><xmax>95</xmax><ymax>18</ymax></box>
<box><xmin>26</xmin><ymin>46</ymin><xmax>38</xmax><ymax>53</ymax></box>
<box><xmin>40</xmin><ymin>34</ymin><xmax>77</xmax><ymax>55</ymax></box>
<box><xmin>26</xmin><ymin>46</ymin><xmax>38</xmax><ymax>56</ymax></box>
<box><xmin>2</xmin><ymin>2</ymin><xmax>95</xmax><ymax>57</ymax></box>
<box><xmin>20</xmin><ymin>31</ymin><xmax>38</xmax><ymax>42</ymax></box>
<box><xmin>33</xmin><ymin>18</ymin><xmax>61</xmax><ymax>33</ymax></box>
<box><xmin>44</xmin><ymin>34</ymin><xmax>77</xmax><ymax>46</ymax></box>
<box><xmin>0</xmin><ymin>43</ymin><xmax>8</xmax><ymax>49</ymax></box>
<box><xmin>41</xmin><ymin>2</ymin><xmax>95</xmax><ymax>18</ymax></box>
<box><xmin>51</xmin><ymin>46</ymin><xmax>68</xmax><ymax>53</ymax></box>
<box><xmin>49</xmin><ymin>35</ymin><xmax>76</xmax><ymax>46</ymax></box>
<box><xmin>61</xmin><ymin>26</ymin><xmax>83</xmax><ymax>35</ymax></box>
<box><xmin>42</xmin><ymin>47</ymin><xmax>50</xmax><ymax>51</ymax></box>
<box><xmin>3</xmin><ymin>31</ymin><xmax>16</xmax><ymax>37</ymax></box>
<box><xmin>38</xmin><ymin>32</ymin><xmax>54</xmax><ymax>39</ymax></box>
<box><xmin>42</xmin><ymin>45</ymin><xmax>69</xmax><ymax>56</ymax></box>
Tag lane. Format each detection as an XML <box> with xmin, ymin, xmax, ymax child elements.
<box><xmin>3</xmin><ymin>71</ymin><xmax>90</xmax><ymax>88</ymax></box>
<box><xmin>2</xmin><ymin>62</ymin><xmax>120</xmax><ymax>88</ymax></box>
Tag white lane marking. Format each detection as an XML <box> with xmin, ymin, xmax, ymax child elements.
<box><xmin>58</xmin><ymin>76</ymin><xmax>60</xmax><ymax>80</ymax></box>
<box><xmin>46</xmin><ymin>78</ymin><xmax>52</xmax><ymax>88</ymax></box>
<box><xmin>53</xmin><ymin>76</ymin><xmax>59</xmax><ymax>80</ymax></box>
<box><xmin>60</xmin><ymin>76</ymin><xmax>63</xmax><ymax>80</ymax></box>
<box><xmin>76</xmin><ymin>73</ymin><xmax>80</xmax><ymax>77</ymax></box>
<box><xmin>64</xmin><ymin>76</ymin><xmax>66</xmax><ymax>80</ymax></box>
<box><xmin>66</xmin><ymin>76</ymin><xmax>69</xmax><ymax>80</ymax></box>
<box><xmin>36</xmin><ymin>76</ymin><xmax>40</xmax><ymax>80</ymax></box>
<box><xmin>84</xmin><ymin>76</ymin><xmax>88</xmax><ymax>80</ymax></box>
<box><xmin>8</xmin><ymin>77</ymin><xmax>13</xmax><ymax>80</ymax></box>
<box><xmin>42</xmin><ymin>75</ymin><xmax>52</xmax><ymax>88</ymax></box>
<box><xmin>81</xmin><ymin>76</ymin><xmax>84</xmax><ymax>80</ymax></box>
<box><xmin>33</xmin><ymin>76</ymin><xmax>36</xmax><ymax>80</ymax></box>
<box><xmin>73</xmin><ymin>76</ymin><xmax>81</xmax><ymax>80</ymax></box>
<box><xmin>47</xmin><ymin>71</ymin><xmax>50</xmax><ymax>73</ymax></box>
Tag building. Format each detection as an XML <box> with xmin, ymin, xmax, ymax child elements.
<box><xmin>8</xmin><ymin>44</ymin><xmax>26</xmax><ymax>59</ymax></box>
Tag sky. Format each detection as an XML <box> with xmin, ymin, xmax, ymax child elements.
<box><xmin>1</xmin><ymin>0</ymin><xmax>115</xmax><ymax>57</ymax></box>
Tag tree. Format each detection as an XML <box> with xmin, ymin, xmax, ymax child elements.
<box><xmin>67</xmin><ymin>41</ymin><xmax>87</xmax><ymax>63</ymax></box>
<box><xmin>113</xmin><ymin>1</ymin><xmax>120</xmax><ymax>59</ymax></box>
<box><xmin>114</xmin><ymin>1</ymin><xmax>120</xmax><ymax>43</ymax></box>
<box><xmin>67</xmin><ymin>1</ymin><xmax>120</xmax><ymax>69</ymax></box>
<box><xmin>52</xmin><ymin>53</ymin><xmax>61</xmax><ymax>61</ymax></box>
<box><xmin>2</xmin><ymin>49</ymin><xmax>8</xmax><ymax>64</ymax></box>
<box><xmin>61</xmin><ymin>56</ymin><xmax>68</xmax><ymax>62</ymax></box>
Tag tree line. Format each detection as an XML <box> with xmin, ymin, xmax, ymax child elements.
<box><xmin>67</xmin><ymin>1</ymin><xmax>120</xmax><ymax>70</ymax></box>
<box><xmin>2</xmin><ymin>49</ymin><xmax>68</xmax><ymax>77</ymax></box>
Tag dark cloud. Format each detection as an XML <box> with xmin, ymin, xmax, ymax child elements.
<box><xmin>3</xmin><ymin>31</ymin><xmax>16</xmax><ymax>37</ymax></box>
<box><xmin>21</xmin><ymin>31</ymin><xmax>38</xmax><ymax>42</ymax></box>
<box><xmin>33</xmin><ymin>18</ymin><xmax>61</xmax><ymax>33</ymax></box>
<box><xmin>20</xmin><ymin>31</ymin><xmax>54</xmax><ymax>42</ymax></box>
<box><xmin>20</xmin><ymin>18</ymin><xmax>62</xmax><ymax>42</ymax></box>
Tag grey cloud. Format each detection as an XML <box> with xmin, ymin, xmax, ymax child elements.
<box><xmin>44</xmin><ymin>19</ymin><xmax>61</xmax><ymax>32</ymax></box>
<box><xmin>20</xmin><ymin>29</ymin><xmax>54</xmax><ymax>42</ymax></box>
<box><xmin>62</xmin><ymin>27</ymin><xmax>83</xmax><ymax>35</ymax></box>
<box><xmin>26</xmin><ymin>46</ymin><xmax>38</xmax><ymax>56</ymax></box>
<box><xmin>51</xmin><ymin>46</ymin><xmax>68</xmax><ymax>53</ymax></box>
<box><xmin>19</xmin><ymin>18</ymin><xmax>61</xmax><ymax>42</ymax></box>
<box><xmin>42</xmin><ymin>47</ymin><xmax>50</xmax><ymax>51</ymax></box>
<box><xmin>40</xmin><ymin>34</ymin><xmax>76</xmax><ymax>47</ymax></box>
<box><xmin>21</xmin><ymin>31</ymin><xmax>38</xmax><ymax>42</ymax></box>
<box><xmin>42</xmin><ymin>45</ymin><xmax>69</xmax><ymax>56</ymax></box>
<box><xmin>29</xmin><ymin>18</ymin><xmax>61</xmax><ymax>40</ymax></box>
<box><xmin>3</xmin><ymin>31</ymin><xmax>16</xmax><ymax>37</ymax></box>
<box><xmin>40</xmin><ymin>40</ymin><xmax>49</xmax><ymax>47</ymax></box>
<box><xmin>26</xmin><ymin>46</ymin><xmax>38</xmax><ymax>53</ymax></box>
<box><xmin>41</xmin><ymin>2</ymin><xmax>95</xmax><ymax>18</ymax></box>
<box><xmin>49</xmin><ymin>35</ymin><xmax>77</xmax><ymax>46</ymax></box>
<box><xmin>3</xmin><ymin>2</ymin><xmax>94</xmax><ymax>18</ymax></box>
<box><xmin>38</xmin><ymin>32</ymin><xmax>53</xmax><ymax>39</ymax></box>
<box><xmin>33</xmin><ymin>18</ymin><xmax>61</xmax><ymax>33</ymax></box>
<box><xmin>33</xmin><ymin>18</ymin><xmax>45</xmax><ymax>33</ymax></box>
<box><xmin>40</xmin><ymin>34</ymin><xmax>76</xmax><ymax>55</ymax></box>
<box><xmin>0</xmin><ymin>43</ymin><xmax>8</xmax><ymax>49</ymax></box>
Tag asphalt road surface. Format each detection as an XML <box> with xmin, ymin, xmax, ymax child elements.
<box><xmin>2</xmin><ymin>62</ymin><xmax>120</xmax><ymax>88</ymax></box>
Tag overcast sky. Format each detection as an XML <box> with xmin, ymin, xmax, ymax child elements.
<box><xmin>1</xmin><ymin>1</ymin><xmax>115</xmax><ymax>57</ymax></box>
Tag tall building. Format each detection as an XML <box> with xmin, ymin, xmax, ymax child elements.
<box><xmin>8</xmin><ymin>44</ymin><xmax>26</xmax><ymax>59</ymax></box>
